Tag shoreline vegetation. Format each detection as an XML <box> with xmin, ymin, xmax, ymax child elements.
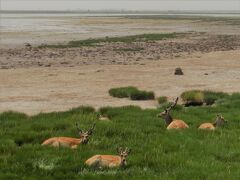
<box><xmin>39</xmin><ymin>33</ymin><xmax>179</xmax><ymax>48</ymax></box>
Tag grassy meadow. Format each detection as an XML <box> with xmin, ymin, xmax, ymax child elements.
<box><xmin>1</xmin><ymin>93</ymin><xmax>240</xmax><ymax>179</ymax></box>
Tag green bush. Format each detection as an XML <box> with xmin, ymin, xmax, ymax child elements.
<box><xmin>109</xmin><ymin>86</ymin><xmax>155</xmax><ymax>100</ymax></box>
<box><xmin>181</xmin><ymin>90</ymin><xmax>204</xmax><ymax>105</ymax></box>
<box><xmin>129</xmin><ymin>91</ymin><xmax>155</xmax><ymax>100</ymax></box>
<box><xmin>181</xmin><ymin>90</ymin><xmax>229</xmax><ymax>106</ymax></box>
<box><xmin>203</xmin><ymin>90</ymin><xmax>229</xmax><ymax>105</ymax></box>
<box><xmin>109</xmin><ymin>86</ymin><xmax>138</xmax><ymax>98</ymax></box>
<box><xmin>157</xmin><ymin>96</ymin><xmax>168</xmax><ymax>104</ymax></box>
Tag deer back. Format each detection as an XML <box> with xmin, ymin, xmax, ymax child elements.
<box><xmin>167</xmin><ymin>119</ymin><xmax>189</xmax><ymax>129</ymax></box>
<box><xmin>85</xmin><ymin>155</ymin><xmax>121</xmax><ymax>168</ymax></box>
<box><xmin>198</xmin><ymin>123</ymin><xmax>215</xmax><ymax>130</ymax></box>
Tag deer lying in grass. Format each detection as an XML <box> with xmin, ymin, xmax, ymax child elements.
<box><xmin>199</xmin><ymin>114</ymin><xmax>227</xmax><ymax>130</ymax></box>
<box><xmin>41</xmin><ymin>123</ymin><xmax>95</xmax><ymax>149</ymax></box>
<box><xmin>85</xmin><ymin>147</ymin><xmax>131</xmax><ymax>168</ymax></box>
<box><xmin>157</xmin><ymin>97</ymin><xmax>189</xmax><ymax>129</ymax></box>
<box><xmin>98</xmin><ymin>114</ymin><xmax>110</xmax><ymax>121</ymax></box>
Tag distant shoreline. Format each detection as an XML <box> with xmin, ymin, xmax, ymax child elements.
<box><xmin>1</xmin><ymin>10</ymin><xmax>240</xmax><ymax>15</ymax></box>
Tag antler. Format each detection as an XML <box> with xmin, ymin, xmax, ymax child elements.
<box><xmin>166</xmin><ymin>97</ymin><xmax>179</xmax><ymax>111</ymax></box>
<box><xmin>87</xmin><ymin>123</ymin><xmax>96</xmax><ymax>135</ymax></box>
<box><xmin>75</xmin><ymin>123</ymin><xmax>83</xmax><ymax>133</ymax></box>
<box><xmin>125</xmin><ymin>147</ymin><xmax>131</xmax><ymax>154</ymax></box>
<box><xmin>117</xmin><ymin>147</ymin><xmax>123</xmax><ymax>154</ymax></box>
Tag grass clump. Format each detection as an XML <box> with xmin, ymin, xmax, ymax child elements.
<box><xmin>181</xmin><ymin>90</ymin><xmax>229</xmax><ymax>106</ymax></box>
<box><xmin>109</xmin><ymin>86</ymin><xmax>155</xmax><ymax>100</ymax></box>
<box><xmin>109</xmin><ymin>86</ymin><xmax>138</xmax><ymax>98</ymax></box>
<box><xmin>157</xmin><ymin>96</ymin><xmax>168</xmax><ymax>105</ymax></box>
<box><xmin>39</xmin><ymin>33</ymin><xmax>177</xmax><ymax>48</ymax></box>
<box><xmin>203</xmin><ymin>90</ymin><xmax>229</xmax><ymax>105</ymax></box>
<box><xmin>129</xmin><ymin>90</ymin><xmax>155</xmax><ymax>100</ymax></box>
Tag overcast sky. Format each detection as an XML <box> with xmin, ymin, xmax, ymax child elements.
<box><xmin>1</xmin><ymin>0</ymin><xmax>240</xmax><ymax>11</ymax></box>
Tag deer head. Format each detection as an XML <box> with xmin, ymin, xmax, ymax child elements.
<box><xmin>75</xmin><ymin>123</ymin><xmax>96</xmax><ymax>144</ymax></box>
<box><xmin>117</xmin><ymin>147</ymin><xmax>131</xmax><ymax>167</ymax></box>
<box><xmin>213</xmin><ymin>114</ymin><xmax>227</xmax><ymax>127</ymax></box>
<box><xmin>157</xmin><ymin>97</ymin><xmax>179</xmax><ymax>125</ymax></box>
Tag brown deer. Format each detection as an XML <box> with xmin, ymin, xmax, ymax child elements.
<box><xmin>41</xmin><ymin>123</ymin><xmax>95</xmax><ymax>149</ymax></box>
<box><xmin>157</xmin><ymin>97</ymin><xmax>189</xmax><ymax>129</ymax></box>
<box><xmin>198</xmin><ymin>114</ymin><xmax>227</xmax><ymax>130</ymax></box>
<box><xmin>85</xmin><ymin>147</ymin><xmax>131</xmax><ymax>168</ymax></box>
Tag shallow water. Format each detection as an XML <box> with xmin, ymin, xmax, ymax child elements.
<box><xmin>1</xmin><ymin>12</ymin><xmax>240</xmax><ymax>32</ymax></box>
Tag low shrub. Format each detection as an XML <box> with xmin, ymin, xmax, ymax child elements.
<box><xmin>109</xmin><ymin>86</ymin><xmax>155</xmax><ymax>100</ymax></box>
<box><xmin>181</xmin><ymin>90</ymin><xmax>204</xmax><ymax>106</ymax></box>
<box><xmin>129</xmin><ymin>91</ymin><xmax>155</xmax><ymax>100</ymax></box>
<box><xmin>109</xmin><ymin>86</ymin><xmax>138</xmax><ymax>98</ymax></box>
<box><xmin>157</xmin><ymin>96</ymin><xmax>168</xmax><ymax>104</ymax></box>
<box><xmin>181</xmin><ymin>90</ymin><xmax>229</xmax><ymax>106</ymax></box>
<box><xmin>203</xmin><ymin>90</ymin><xmax>229</xmax><ymax>105</ymax></box>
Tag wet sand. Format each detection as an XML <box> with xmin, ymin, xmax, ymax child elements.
<box><xmin>1</xmin><ymin>50</ymin><xmax>240</xmax><ymax>115</ymax></box>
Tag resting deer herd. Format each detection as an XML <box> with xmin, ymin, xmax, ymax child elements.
<box><xmin>41</xmin><ymin>97</ymin><xmax>227</xmax><ymax>169</ymax></box>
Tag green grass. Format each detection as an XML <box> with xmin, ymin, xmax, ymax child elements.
<box><xmin>157</xmin><ymin>96</ymin><xmax>168</xmax><ymax>105</ymax></box>
<box><xmin>109</xmin><ymin>86</ymin><xmax>155</xmax><ymax>100</ymax></box>
<box><xmin>39</xmin><ymin>33</ymin><xmax>178</xmax><ymax>48</ymax></box>
<box><xmin>1</xmin><ymin>93</ymin><xmax>240</xmax><ymax>179</ymax></box>
<box><xmin>181</xmin><ymin>90</ymin><xmax>229</xmax><ymax>106</ymax></box>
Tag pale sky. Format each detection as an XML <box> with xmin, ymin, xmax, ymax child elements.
<box><xmin>1</xmin><ymin>0</ymin><xmax>240</xmax><ymax>11</ymax></box>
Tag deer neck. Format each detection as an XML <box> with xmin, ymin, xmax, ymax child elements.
<box><xmin>165</xmin><ymin>114</ymin><xmax>173</xmax><ymax>125</ymax></box>
<box><xmin>120</xmin><ymin>158</ymin><xmax>127</xmax><ymax>168</ymax></box>
<box><xmin>213</xmin><ymin>119</ymin><xmax>222</xmax><ymax>127</ymax></box>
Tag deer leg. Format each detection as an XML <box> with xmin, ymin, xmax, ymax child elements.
<box><xmin>52</xmin><ymin>141</ymin><xmax>60</xmax><ymax>148</ymax></box>
<box><xmin>71</xmin><ymin>145</ymin><xmax>78</xmax><ymax>149</ymax></box>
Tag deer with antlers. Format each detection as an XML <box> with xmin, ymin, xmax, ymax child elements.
<box><xmin>85</xmin><ymin>147</ymin><xmax>131</xmax><ymax>168</ymax></box>
<box><xmin>157</xmin><ymin>97</ymin><xmax>189</xmax><ymax>129</ymax></box>
<box><xmin>41</xmin><ymin>123</ymin><xmax>96</xmax><ymax>149</ymax></box>
<box><xmin>198</xmin><ymin>114</ymin><xmax>227</xmax><ymax>130</ymax></box>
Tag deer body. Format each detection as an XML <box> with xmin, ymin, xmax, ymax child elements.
<box><xmin>158</xmin><ymin>97</ymin><xmax>189</xmax><ymax>130</ymax></box>
<box><xmin>42</xmin><ymin>137</ymin><xmax>83</xmax><ymax>149</ymax></box>
<box><xmin>198</xmin><ymin>123</ymin><xmax>215</xmax><ymax>130</ymax></box>
<box><xmin>167</xmin><ymin>119</ymin><xmax>189</xmax><ymax>129</ymax></box>
<box><xmin>85</xmin><ymin>155</ymin><xmax>123</xmax><ymax>168</ymax></box>
<box><xmin>41</xmin><ymin>123</ymin><xmax>95</xmax><ymax>149</ymax></box>
<box><xmin>199</xmin><ymin>114</ymin><xmax>226</xmax><ymax>130</ymax></box>
<box><xmin>85</xmin><ymin>147</ymin><xmax>131</xmax><ymax>168</ymax></box>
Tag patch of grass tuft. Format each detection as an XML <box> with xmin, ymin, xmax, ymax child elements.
<box><xmin>157</xmin><ymin>96</ymin><xmax>168</xmax><ymax>105</ymax></box>
<box><xmin>203</xmin><ymin>90</ymin><xmax>229</xmax><ymax>105</ymax></box>
<box><xmin>181</xmin><ymin>90</ymin><xmax>229</xmax><ymax>106</ymax></box>
<box><xmin>109</xmin><ymin>86</ymin><xmax>155</xmax><ymax>100</ymax></box>
<box><xmin>129</xmin><ymin>90</ymin><xmax>155</xmax><ymax>100</ymax></box>
<box><xmin>39</xmin><ymin>33</ymin><xmax>178</xmax><ymax>48</ymax></box>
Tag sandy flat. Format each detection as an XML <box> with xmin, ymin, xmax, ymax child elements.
<box><xmin>1</xmin><ymin>16</ymin><xmax>240</xmax><ymax>49</ymax></box>
<box><xmin>1</xmin><ymin>15</ymin><xmax>240</xmax><ymax>114</ymax></box>
<box><xmin>1</xmin><ymin>50</ymin><xmax>240</xmax><ymax>115</ymax></box>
